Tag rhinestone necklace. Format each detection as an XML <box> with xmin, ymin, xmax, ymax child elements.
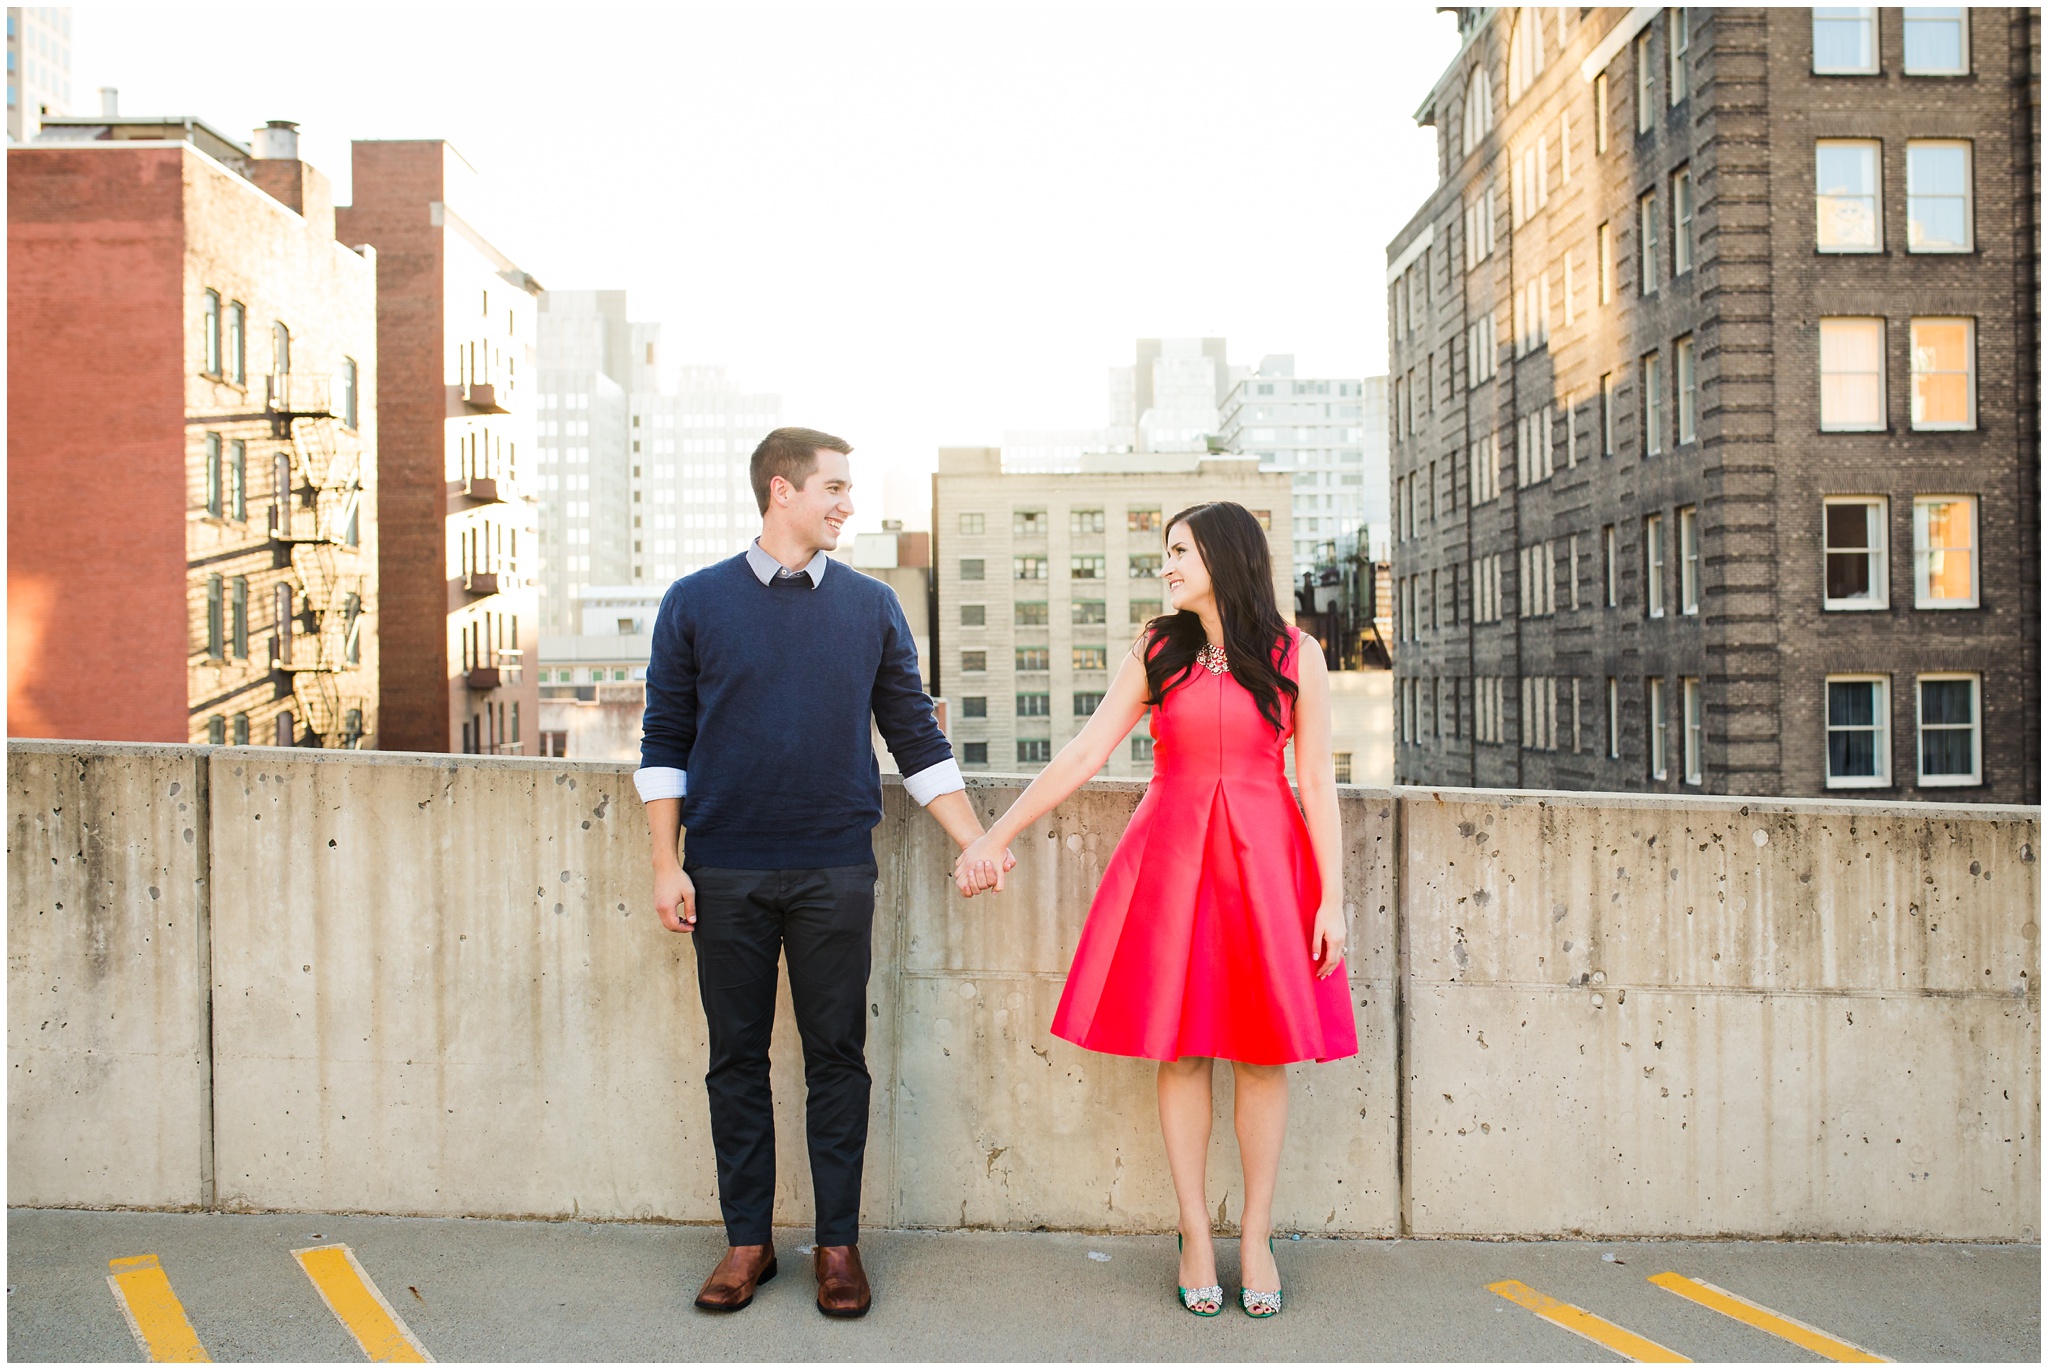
<box><xmin>1195</xmin><ymin>642</ymin><xmax>1229</xmax><ymax>675</ymax></box>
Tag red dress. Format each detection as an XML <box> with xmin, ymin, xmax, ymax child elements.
<box><xmin>1050</xmin><ymin>625</ymin><xmax>1357</xmax><ymax>1065</ymax></box>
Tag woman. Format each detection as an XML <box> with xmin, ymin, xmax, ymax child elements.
<box><xmin>953</xmin><ymin>500</ymin><xmax>1355</xmax><ymax>1319</ymax></box>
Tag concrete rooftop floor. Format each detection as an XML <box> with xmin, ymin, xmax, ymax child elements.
<box><xmin>6</xmin><ymin>1208</ymin><xmax>2039</xmax><ymax>1362</ymax></box>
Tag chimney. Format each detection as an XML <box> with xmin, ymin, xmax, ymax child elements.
<box><xmin>252</xmin><ymin>119</ymin><xmax>300</xmax><ymax>161</ymax></box>
<box><xmin>98</xmin><ymin>87</ymin><xmax>118</xmax><ymax>117</ymax></box>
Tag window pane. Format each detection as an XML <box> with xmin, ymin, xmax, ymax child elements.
<box><xmin>1920</xmin><ymin>677</ymin><xmax>1973</xmax><ymax>726</ymax></box>
<box><xmin>1921</xmin><ymin>724</ymin><xmax>1974</xmax><ymax>777</ymax></box>
<box><xmin>1829</xmin><ymin>679</ymin><xmax>1877</xmax><ymax>728</ymax></box>
<box><xmin>1813</xmin><ymin>8</ymin><xmax>1876</xmax><ymax>72</ymax></box>
<box><xmin>1903</xmin><ymin>7</ymin><xmax>1966</xmax><ymax>73</ymax></box>
<box><xmin>1910</xmin><ymin>319</ymin><xmax>1973</xmax><ymax>427</ymax></box>
<box><xmin>1917</xmin><ymin>497</ymin><xmax>1976</xmax><ymax>602</ymax></box>
<box><xmin>1829</xmin><ymin>725</ymin><xmax>1877</xmax><ymax>778</ymax></box>
<box><xmin>1819</xmin><ymin>319</ymin><xmax>1885</xmax><ymax>429</ymax></box>
<box><xmin>1816</xmin><ymin>142</ymin><xmax>1880</xmax><ymax>250</ymax></box>
<box><xmin>1907</xmin><ymin>142</ymin><xmax>1971</xmax><ymax>250</ymax></box>
<box><xmin>1824</xmin><ymin>503</ymin><xmax>1877</xmax><ymax>601</ymax></box>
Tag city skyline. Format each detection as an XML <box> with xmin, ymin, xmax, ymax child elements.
<box><xmin>66</xmin><ymin>2</ymin><xmax>1458</xmax><ymax>537</ymax></box>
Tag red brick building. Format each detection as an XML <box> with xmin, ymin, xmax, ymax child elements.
<box><xmin>336</xmin><ymin>142</ymin><xmax>540</xmax><ymax>755</ymax></box>
<box><xmin>9</xmin><ymin>117</ymin><xmax>380</xmax><ymax>747</ymax></box>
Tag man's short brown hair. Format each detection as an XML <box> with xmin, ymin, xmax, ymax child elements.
<box><xmin>750</xmin><ymin>427</ymin><xmax>853</xmax><ymax>513</ymax></box>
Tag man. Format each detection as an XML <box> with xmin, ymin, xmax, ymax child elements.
<box><xmin>636</xmin><ymin>427</ymin><xmax>1009</xmax><ymax>1319</ymax></box>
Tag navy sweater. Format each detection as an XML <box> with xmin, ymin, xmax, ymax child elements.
<box><xmin>639</xmin><ymin>554</ymin><xmax>953</xmax><ymax>869</ymax></box>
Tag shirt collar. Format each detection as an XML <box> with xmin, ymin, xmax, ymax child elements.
<box><xmin>746</xmin><ymin>538</ymin><xmax>831</xmax><ymax>588</ymax></box>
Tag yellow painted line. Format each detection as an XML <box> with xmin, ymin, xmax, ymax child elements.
<box><xmin>106</xmin><ymin>1254</ymin><xmax>211</xmax><ymax>1362</ymax></box>
<box><xmin>292</xmin><ymin>1243</ymin><xmax>434</xmax><ymax>1363</ymax></box>
<box><xmin>1489</xmin><ymin>1278</ymin><xmax>1692</xmax><ymax>1363</ymax></box>
<box><xmin>1650</xmin><ymin>1272</ymin><xmax>1889</xmax><ymax>1362</ymax></box>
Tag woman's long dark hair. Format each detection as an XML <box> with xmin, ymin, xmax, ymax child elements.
<box><xmin>1142</xmin><ymin>501</ymin><xmax>1299</xmax><ymax>733</ymax></box>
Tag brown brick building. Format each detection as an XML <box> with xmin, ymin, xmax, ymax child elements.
<box><xmin>9</xmin><ymin>117</ymin><xmax>380</xmax><ymax>747</ymax></box>
<box><xmin>336</xmin><ymin>142</ymin><xmax>540</xmax><ymax>755</ymax></box>
<box><xmin>1386</xmin><ymin>7</ymin><xmax>2039</xmax><ymax>802</ymax></box>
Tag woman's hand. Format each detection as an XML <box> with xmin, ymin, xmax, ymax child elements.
<box><xmin>954</xmin><ymin>833</ymin><xmax>1011</xmax><ymax>898</ymax></box>
<box><xmin>1311</xmin><ymin>900</ymin><xmax>1347</xmax><ymax>978</ymax></box>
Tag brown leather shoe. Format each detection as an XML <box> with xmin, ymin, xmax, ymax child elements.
<box><xmin>694</xmin><ymin>1244</ymin><xmax>778</xmax><ymax>1312</ymax></box>
<box><xmin>813</xmin><ymin>1243</ymin><xmax>872</xmax><ymax>1318</ymax></box>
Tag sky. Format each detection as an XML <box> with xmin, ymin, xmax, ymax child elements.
<box><xmin>74</xmin><ymin>2</ymin><xmax>1461</xmax><ymax>534</ymax></box>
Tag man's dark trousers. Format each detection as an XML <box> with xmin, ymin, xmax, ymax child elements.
<box><xmin>687</xmin><ymin>861</ymin><xmax>878</xmax><ymax>1248</ymax></box>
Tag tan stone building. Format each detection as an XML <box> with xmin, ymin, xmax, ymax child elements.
<box><xmin>932</xmin><ymin>447</ymin><xmax>1295</xmax><ymax>778</ymax></box>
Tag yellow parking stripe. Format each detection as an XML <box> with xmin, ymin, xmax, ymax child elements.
<box><xmin>292</xmin><ymin>1243</ymin><xmax>434</xmax><ymax>1363</ymax></box>
<box><xmin>106</xmin><ymin>1255</ymin><xmax>211</xmax><ymax>1363</ymax></box>
<box><xmin>1650</xmin><ymin>1272</ymin><xmax>1889</xmax><ymax>1362</ymax></box>
<box><xmin>1489</xmin><ymin>1279</ymin><xmax>1692</xmax><ymax>1363</ymax></box>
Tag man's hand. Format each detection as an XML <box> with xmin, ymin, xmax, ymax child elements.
<box><xmin>656</xmin><ymin>864</ymin><xmax>697</xmax><ymax>933</ymax></box>
<box><xmin>953</xmin><ymin>833</ymin><xmax>1013</xmax><ymax>898</ymax></box>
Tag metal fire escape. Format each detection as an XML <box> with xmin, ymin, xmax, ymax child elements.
<box><xmin>267</xmin><ymin>372</ymin><xmax>368</xmax><ymax>746</ymax></box>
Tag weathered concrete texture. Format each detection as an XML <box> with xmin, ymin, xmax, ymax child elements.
<box><xmin>6</xmin><ymin>741</ymin><xmax>209</xmax><ymax>1207</ymax></box>
<box><xmin>1402</xmin><ymin>789</ymin><xmax>2041</xmax><ymax>1240</ymax></box>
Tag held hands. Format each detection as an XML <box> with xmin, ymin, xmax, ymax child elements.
<box><xmin>1311</xmin><ymin>900</ymin><xmax>1347</xmax><ymax>979</ymax></box>
<box><xmin>655</xmin><ymin>864</ymin><xmax>697</xmax><ymax>933</ymax></box>
<box><xmin>953</xmin><ymin>833</ymin><xmax>1017</xmax><ymax>898</ymax></box>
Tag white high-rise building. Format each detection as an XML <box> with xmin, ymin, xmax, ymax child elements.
<box><xmin>630</xmin><ymin>364</ymin><xmax>781</xmax><ymax>585</ymax></box>
<box><xmin>1218</xmin><ymin>357</ymin><xmax>1388</xmax><ymax>570</ymax></box>
<box><xmin>7</xmin><ymin>7</ymin><xmax>71</xmax><ymax>143</ymax></box>
<box><xmin>535</xmin><ymin>291</ymin><xmax>634</xmax><ymax>630</ymax></box>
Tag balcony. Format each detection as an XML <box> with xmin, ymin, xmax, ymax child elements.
<box><xmin>463</xmin><ymin>475</ymin><xmax>503</xmax><ymax>504</ymax></box>
<box><xmin>464</xmin><ymin>665</ymin><xmax>501</xmax><ymax>690</ymax></box>
<box><xmin>264</xmin><ymin>372</ymin><xmax>333</xmax><ymax>417</ymax></box>
<box><xmin>447</xmin><ymin>381</ymin><xmax>510</xmax><ymax>416</ymax></box>
<box><xmin>6</xmin><ymin>740</ymin><xmax>2037</xmax><ymax>1239</ymax></box>
<box><xmin>462</xmin><ymin>570</ymin><xmax>501</xmax><ymax>597</ymax></box>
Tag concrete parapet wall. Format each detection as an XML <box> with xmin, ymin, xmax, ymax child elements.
<box><xmin>7</xmin><ymin>741</ymin><xmax>2038</xmax><ymax>1240</ymax></box>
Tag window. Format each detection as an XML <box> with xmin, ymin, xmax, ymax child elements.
<box><xmin>1072</xmin><ymin>599</ymin><xmax>1106</xmax><ymax>625</ymax></box>
<box><xmin>1571</xmin><ymin>678</ymin><xmax>1582</xmax><ymax>753</ymax></box>
<box><xmin>1600</xmin><ymin>371</ymin><xmax>1617</xmax><ymax>455</ymax></box>
<box><xmin>1903</xmin><ymin>7</ymin><xmax>1968</xmax><ymax>75</ymax></box>
<box><xmin>1016</xmin><ymin>602</ymin><xmax>1049</xmax><ymax>625</ymax></box>
<box><xmin>1560</xmin><ymin>110</ymin><xmax>1572</xmax><ymax>183</ymax></box>
<box><xmin>1678</xmin><ymin>506</ymin><xmax>1699</xmax><ymax>614</ymax></box>
<box><xmin>960</xmin><ymin>604</ymin><xmax>985</xmax><ymax>626</ymax></box>
<box><xmin>1568</xmin><ymin>533</ymin><xmax>1581</xmax><ymax>609</ymax></box>
<box><xmin>960</xmin><ymin>650</ymin><xmax>986</xmax><ymax>673</ymax></box>
<box><xmin>1671</xmin><ymin>166</ymin><xmax>1694</xmax><ymax>274</ymax></box>
<box><xmin>1016</xmin><ymin>693</ymin><xmax>1050</xmax><ymax>718</ymax></box>
<box><xmin>272</xmin><ymin>320</ymin><xmax>290</xmax><ymax>376</ymax></box>
<box><xmin>1604</xmin><ymin>524</ymin><xmax>1618</xmax><ymax>607</ymax></box>
<box><xmin>1130</xmin><ymin>599</ymin><xmax>1161</xmax><ymax>624</ymax></box>
<box><xmin>1819</xmin><ymin>319</ymin><xmax>1886</xmax><ymax>430</ymax></box>
<box><xmin>1816</xmin><ymin>141</ymin><xmax>1882</xmax><ymax>252</ymax></box>
<box><xmin>1824</xmin><ymin>498</ymin><xmax>1889</xmax><ymax>609</ymax></box>
<box><xmin>961</xmin><ymin>696</ymin><xmax>987</xmax><ymax>718</ymax></box>
<box><xmin>1073</xmin><ymin>646</ymin><xmax>1108</xmax><ymax>672</ymax></box>
<box><xmin>1638</xmin><ymin>190</ymin><xmax>1660</xmax><ymax>294</ymax></box>
<box><xmin>207</xmin><ymin>715</ymin><xmax>227</xmax><ymax>746</ymax></box>
<box><xmin>1131</xmin><ymin>735</ymin><xmax>1154</xmax><ymax>763</ymax></box>
<box><xmin>1645</xmin><ymin>513</ymin><xmax>1666</xmax><ymax>617</ymax></box>
<box><xmin>233</xmin><ymin>714</ymin><xmax>250</xmax><ymax>746</ymax></box>
<box><xmin>1251</xmin><ymin>509</ymin><xmax>1272</xmax><ymax>532</ymax></box>
<box><xmin>1813</xmin><ymin>7</ymin><xmax>1878</xmax><ymax>74</ymax></box>
<box><xmin>226</xmin><ymin>301</ymin><xmax>245</xmax><ymax>384</ymax></box>
<box><xmin>1910</xmin><ymin>318</ymin><xmax>1975</xmax><ymax>429</ymax></box>
<box><xmin>231</xmin><ymin>576</ymin><xmax>249</xmax><ymax>658</ymax></box>
<box><xmin>1594</xmin><ymin>73</ymin><xmax>1609</xmax><ymax>153</ymax></box>
<box><xmin>1913</xmin><ymin>495</ymin><xmax>1978</xmax><ymax>608</ymax></box>
<box><xmin>1509</xmin><ymin>8</ymin><xmax>1546</xmax><ymax>103</ymax></box>
<box><xmin>343</xmin><ymin>592</ymin><xmax>361</xmax><ymax>665</ymax></box>
<box><xmin>1675</xmin><ymin>336</ymin><xmax>1696</xmax><ymax>443</ymax></box>
<box><xmin>1466</xmin><ymin>312</ymin><xmax>1499</xmax><ymax>384</ymax></box>
<box><xmin>204</xmin><ymin>432</ymin><xmax>223</xmax><ymax>516</ymax></box>
<box><xmin>1014</xmin><ymin>555</ymin><xmax>1048</xmax><ymax>580</ymax></box>
<box><xmin>1464</xmin><ymin>186</ymin><xmax>1497</xmax><ymax>270</ymax></box>
<box><xmin>1071</xmin><ymin>508</ymin><xmax>1105</xmax><ymax>535</ymax></box>
<box><xmin>1476</xmin><ymin>676</ymin><xmax>1505</xmax><ymax>744</ymax></box>
<box><xmin>1128</xmin><ymin>507</ymin><xmax>1161</xmax><ymax>533</ymax></box>
<box><xmin>1607</xmin><ymin>677</ymin><xmax>1621</xmax><ymax>758</ymax></box>
<box><xmin>1017</xmin><ymin>739</ymin><xmax>1051</xmax><ymax>764</ymax></box>
<box><xmin>1333</xmin><ymin>752</ymin><xmax>1353</xmax><ymax>784</ymax></box>
<box><xmin>227</xmin><ymin>440</ymin><xmax>246</xmax><ymax>520</ymax></box>
<box><xmin>963</xmin><ymin>741</ymin><xmax>989</xmax><ymax>765</ymax></box>
<box><xmin>1917</xmin><ymin>673</ymin><xmax>1981</xmax><ymax>785</ymax></box>
<box><xmin>1461</xmin><ymin>64</ymin><xmax>1494</xmax><ymax>156</ymax></box>
<box><xmin>1471</xmin><ymin>552</ymin><xmax>1503</xmax><ymax>622</ymax></box>
<box><xmin>1468</xmin><ymin>431</ymin><xmax>1500</xmax><ymax>504</ymax></box>
<box><xmin>1826</xmin><ymin>675</ymin><xmax>1890</xmax><ymax>787</ymax></box>
<box><xmin>1070</xmin><ymin>555</ymin><xmax>1106</xmax><ymax>581</ymax></box>
<box><xmin>1521</xmin><ymin>676</ymin><xmax>1558</xmax><ymax>751</ymax></box>
<box><xmin>205</xmin><ymin>574</ymin><xmax>224</xmax><ymax>659</ymax></box>
<box><xmin>272</xmin><ymin>451</ymin><xmax>292</xmax><ymax>535</ymax></box>
<box><xmin>341</xmin><ymin>357</ymin><xmax>359</xmax><ymax>429</ymax></box>
<box><xmin>1648</xmin><ymin>677</ymin><xmax>1668</xmax><ymax>779</ymax></box>
<box><xmin>959</xmin><ymin>558</ymin><xmax>984</xmax><ymax>581</ymax></box>
<box><xmin>202</xmin><ymin>289</ymin><xmax>221</xmax><ymax>375</ymax></box>
<box><xmin>1129</xmin><ymin>553</ymin><xmax>1161</xmax><ymax>578</ymax></box>
<box><xmin>1907</xmin><ymin>141</ymin><xmax>1973</xmax><ymax>251</ymax></box>
<box><xmin>1073</xmin><ymin>692</ymin><xmax>1105</xmax><ymax>715</ymax></box>
<box><xmin>1597</xmin><ymin>221</ymin><xmax>1614</xmax><ymax>305</ymax></box>
<box><xmin>1642</xmin><ymin>351</ymin><xmax>1664</xmax><ymax>455</ymax></box>
<box><xmin>959</xmin><ymin>512</ymin><xmax>985</xmax><ymax>535</ymax></box>
<box><xmin>1016</xmin><ymin>648</ymin><xmax>1050</xmax><ymax>672</ymax></box>
<box><xmin>1014</xmin><ymin>509</ymin><xmax>1047</xmax><ymax>536</ymax></box>
<box><xmin>1682</xmin><ymin>677</ymin><xmax>1703</xmax><ymax>783</ymax></box>
<box><xmin>1667</xmin><ymin>8</ymin><xmax>1689</xmax><ymax>103</ymax></box>
<box><xmin>1634</xmin><ymin>30</ymin><xmax>1654</xmax><ymax>132</ymax></box>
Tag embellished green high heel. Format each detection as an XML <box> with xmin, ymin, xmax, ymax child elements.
<box><xmin>1240</xmin><ymin>1237</ymin><xmax>1284</xmax><ymax>1318</ymax></box>
<box><xmin>1175</xmin><ymin>1233</ymin><xmax>1222</xmax><ymax>1317</ymax></box>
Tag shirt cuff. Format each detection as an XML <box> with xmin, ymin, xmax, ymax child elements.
<box><xmin>901</xmin><ymin>757</ymin><xmax>965</xmax><ymax>806</ymax></box>
<box><xmin>633</xmin><ymin>766</ymin><xmax>687</xmax><ymax>802</ymax></box>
